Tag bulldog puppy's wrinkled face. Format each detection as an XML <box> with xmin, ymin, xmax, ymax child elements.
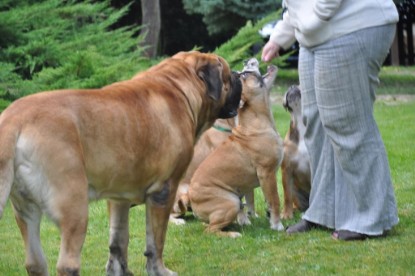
<box><xmin>283</xmin><ymin>85</ymin><xmax>302</xmax><ymax>113</ymax></box>
<box><xmin>239</xmin><ymin>58</ymin><xmax>278</xmax><ymax>102</ymax></box>
<box><xmin>242</xmin><ymin>58</ymin><xmax>261</xmax><ymax>75</ymax></box>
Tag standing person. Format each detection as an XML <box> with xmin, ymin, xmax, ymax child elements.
<box><xmin>262</xmin><ymin>0</ymin><xmax>399</xmax><ymax>241</ymax></box>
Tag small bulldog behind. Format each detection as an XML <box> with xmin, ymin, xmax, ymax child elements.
<box><xmin>281</xmin><ymin>85</ymin><xmax>311</xmax><ymax>219</ymax></box>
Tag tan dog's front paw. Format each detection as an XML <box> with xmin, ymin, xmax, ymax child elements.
<box><xmin>271</xmin><ymin>221</ymin><xmax>285</xmax><ymax>231</ymax></box>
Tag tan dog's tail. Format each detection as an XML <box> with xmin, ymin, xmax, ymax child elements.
<box><xmin>0</xmin><ymin>116</ymin><xmax>19</xmax><ymax>219</ymax></box>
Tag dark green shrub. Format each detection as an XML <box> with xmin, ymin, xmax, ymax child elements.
<box><xmin>182</xmin><ymin>0</ymin><xmax>281</xmax><ymax>36</ymax></box>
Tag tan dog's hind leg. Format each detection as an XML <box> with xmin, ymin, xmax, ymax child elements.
<box><xmin>190</xmin><ymin>184</ymin><xmax>242</xmax><ymax>237</ymax></box>
<box><xmin>257</xmin><ymin>168</ymin><xmax>284</xmax><ymax>231</ymax></box>
<box><xmin>145</xmin><ymin>180</ymin><xmax>178</xmax><ymax>276</ymax></box>
<box><xmin>55</xmin><ymin>183</ymin><xmax>88</xmax><ymax>276</ymax></box>
<box><xmin>281</xmin><ymin>161</ymin><xmax>294</xmax><ymax>219</ymax></box>
<box><xmin>106</xmin><ymin>201</ymin><xmax>133</xmax><ymax>276</ymax></box>
<box><xmin>206</xmin><ymin>204</ymin><xmax>242</xmax><ymax>238</ymax></box>
<box><xmin>13</xmin><ymin>204</ymin><xmax>48</xmax><ymax>276</ymax></box>
<box><xmin>12</xmin><ymin>131</ymin><xmax>88</xmax><ymax>275</ymax></box>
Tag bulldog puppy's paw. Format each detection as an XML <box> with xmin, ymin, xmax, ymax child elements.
<box><xmin>237</xmin><ymin>211</ymin><xmax>252</xmax><ymax>226</ymax></box>
<box><xmin>271</xmin><ymin>221</ymin><xmax>285</xmax><ymax>231</ymax></box>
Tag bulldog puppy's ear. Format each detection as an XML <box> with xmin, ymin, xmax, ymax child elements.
<box><xmin>282</xmin><ymin>92</ymin><xmax>289</xmax><ymax>111</ymax></box>
<box><xmin>198</xmin><ymin>64</ymin><xmax>223</xmax><ymax>101</ymax></box>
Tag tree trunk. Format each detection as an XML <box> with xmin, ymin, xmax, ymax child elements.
<box><xmin>140</xmin><ymin>0</ymin><xmax>161</xmax><ymax>58</ymax></box>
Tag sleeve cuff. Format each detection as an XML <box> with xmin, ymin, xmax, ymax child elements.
<box><xmin>269</xmin><ymin>19</ymin><xmax>297</xmax><ymax>50</ymax></box>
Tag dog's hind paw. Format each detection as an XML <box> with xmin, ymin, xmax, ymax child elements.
<box><xmin>228</xmin><ymin>231</ymin><xmax>243</xmax><ymax>238</ymax></box>
<box><xmin>169</xmin><ymin>216</ymin><xmax>186</xmax><ymax>225</ymax></box>
<box><xmin>271</xmin><ymin>221</ymin><xmax>285</xmax><ymax>231</ymax></box>
<box><xmin>208</xmin><ymin>228</ymin><xmax>242</xmax><ymax>238</ymax></box>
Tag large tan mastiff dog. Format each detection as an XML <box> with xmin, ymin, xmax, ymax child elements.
<box><xmin>0</xmin><ymin>51</ymin><xmax>242</xmax><ymax>276</ymax></box>
<box><xmin>188</xmin><ymin>60</ymin><xmax>284</xmax><ymax>237</ymax></box>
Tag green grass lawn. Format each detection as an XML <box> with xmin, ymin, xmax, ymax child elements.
<box><xmin>273</xmin><ymin>66</ymin><xmax>415</xmax><ymax>95</ymax></box>
<box><xmin>0</xmin><ymin>95</ymin><xmax>414</xmax><ymax>275</ymax></box>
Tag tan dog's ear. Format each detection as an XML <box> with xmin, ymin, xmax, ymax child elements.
<box><xmin>197</xmin><ymin>64</ymin><xmax>223</xmax><ymax>101</ymax></box>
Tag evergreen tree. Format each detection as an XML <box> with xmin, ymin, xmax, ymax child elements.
<box><xmin>182</xmin><ymin>0</ymin><xmax>282</xmax><ymax>35</ymax></box>
<box><xmin>0</xmin><ymin>0</ymin><xmax>149</xmax><ymax>99</ymax></box>
<box><xmin>214</xmin><ymin>10</ymin><xmax>294</xmax><ymax>71</ymax></box>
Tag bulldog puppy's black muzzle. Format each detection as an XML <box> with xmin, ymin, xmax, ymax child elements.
<box><xmin>218</xmin><ymin>71</ymin><xmax>242</xmax><ymax>119</ymax></box>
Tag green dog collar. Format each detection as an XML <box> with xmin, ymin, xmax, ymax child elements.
<box><xmin>213</xmin><ymin>125</ymin><xmax>232</xmax><ymax>133</ymax></box>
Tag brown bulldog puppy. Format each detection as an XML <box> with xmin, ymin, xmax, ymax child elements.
<box><xmin>170</xmin><ymin>58</ymin><xmax>265</xmax><ymax>225</ymax></box>
<box><xmin>188</xmin><ymin>60</ymin><xmax>284</xmax><ymax>237</ymax></box>
<box><xmin>170</xmin><ymin>117</ymin><xmax>237</xmax><ymax>225</ymax></box>
<box><xmin>281</xmin><ymin>85</ymin><xmax>311</xmax><ymax>219</ymax></box>
<box><xmin>0</xmin><ymin>51</ymin><xmax>241</xmax><ymax>276</ymax></box>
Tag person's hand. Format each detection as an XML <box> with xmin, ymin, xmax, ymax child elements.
<box><xmin>261</xmin><ymin>41</ymin><xmax>281</xmax><ymax>62</ymax></box>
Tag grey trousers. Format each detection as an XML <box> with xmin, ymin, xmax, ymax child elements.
<box><xmin>299</xmin><ymin>24</ymin><xmax>399</xmax><ymax>235</ymax></box>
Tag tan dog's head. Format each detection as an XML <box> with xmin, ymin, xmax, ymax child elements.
<box><xmin>242</xmin><ymin>58</ymin><xmax>260</xmax><ymax>75</ymax></box>
<box><xmin>283</xmin><ymin>85</ymin><xmax>301</xmax><ymax>114</ymax></box>
<box><xmin>239</xmin><ymin>59</ymin><xmax>278</xmax><ymax>103</ymax></box>
<box><xmin>172</xmin><ymin>51</ymin><xmax>242</xmax><ymax>119</ymax></box>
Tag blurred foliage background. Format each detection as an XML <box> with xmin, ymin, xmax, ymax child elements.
<box><xmin>1</xmin><ymin>0</ymin><xmax>412</xmax><ymax>103</ymax></box>
<box><xmin>0</xmin><ymin>0</ymin><xmax>285</xmax><ymax>99</ymax></box>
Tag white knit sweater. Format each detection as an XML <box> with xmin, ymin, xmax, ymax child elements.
<box><xmin>270</xmin><ymin>0</ymin><xmax>399</xmax><ymax>49</ymax></box>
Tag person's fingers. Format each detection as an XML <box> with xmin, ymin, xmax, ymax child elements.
<box><xmin>263</xmin><ymin>51</ymin><xmax>275</xmax><ymax>62</ymax></box>
<box><xmin>261</xmin><ymin>42</ymin><xmax>280</xmax><ymax>62</ymax></box>
<box><xmin>261</xmin><ymin>44</ymin><xmax>272</xmax><ymax>61</ymax></box>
